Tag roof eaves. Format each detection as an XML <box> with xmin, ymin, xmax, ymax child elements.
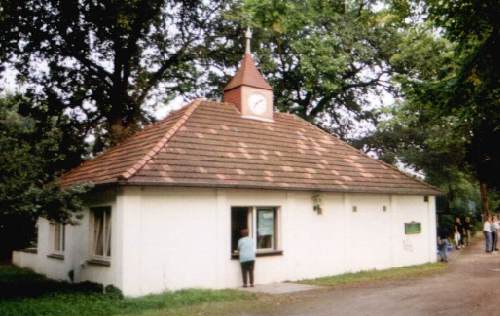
<box><xmin>119</xmin><ymin>180</ymin><xmax>442</xmax><ymax>196</ymax></box>
<box><xmin>119</xmin><ymin>99</ymin><xmax>204</xmax><ymax>181</ymax></box>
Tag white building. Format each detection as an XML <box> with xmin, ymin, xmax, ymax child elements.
<box><xmin>13</xmin><ymin>50</ymin><xmax>440</xmax><ymax>297</ymax></box>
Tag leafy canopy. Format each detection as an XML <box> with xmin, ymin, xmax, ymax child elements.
<box><xmin>0</xmin><ymin>0</ymin><xmax>225</xmax><ymax>147</ymax></box>
<box><xmin>210</xmin><ymin>0</ymin><xmax>411</xmax><ymax>138</ymax></box>
<box><xmin>358</xmin><ymin>0</ymin><xmax>499</xmax><ymax>213</ymax></box>
<box><xmin>0</xmin><ymin>95</ymin><xmax>90</xmax><ymax>257</ymax></box>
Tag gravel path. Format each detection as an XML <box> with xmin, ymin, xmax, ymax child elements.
<box><xmin>228</xmin><ymin>238</ymin><xmax>500</xmax><ymax>316</ymax></box>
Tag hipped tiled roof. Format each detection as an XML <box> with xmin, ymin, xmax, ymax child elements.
<box><xmin>60</xmin><ymin>100</ymin><xmax>441</xmax><ymax>195</ymax></box>
<box><xmin>224</xmin><ymin>53</ymin><xmax>272</xmax><ymax>91</ymax></box>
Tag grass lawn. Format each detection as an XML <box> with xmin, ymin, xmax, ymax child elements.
<box><xmin>299</xmin><ymin>262</ymin><xmax>447</xmax><ymax>287</ymax></box>
<box><xmin>1</xmin><ymin>262</ymin><xmax>447</xmax><ymax>315</ymax></box>
<box><xmin>0</xmin><ymin>265</ymin><xmax>254</xmax><ymax>316</ymax></box>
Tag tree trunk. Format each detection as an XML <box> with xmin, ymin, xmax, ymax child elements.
<box><xmin>480</xmin><ymin>181</ymin><xmax>490</xmax><ymax>216</ymax></box>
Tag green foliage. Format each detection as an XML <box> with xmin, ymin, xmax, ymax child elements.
<box><xmin>0</xmin><ymin>0</ymin><xmax>226</xmax><ymax>146</ymax></box>
<box><xmin>0</xmin><ymin>95</ymin><xmax>90</xmax><ymax>257</ymax></box>
<box><xmin>0</xmin><ymin>265</ymin><xmax>252</xmax><ymax>316</ymax></box>
<box><xmin>357</xmin><ymin>0</ymin><xmax>499</xmax><ymax>215</ymax></box>
<box><xmin>425</xmin><ymin>0</ymin><xmax>500</xmax><ymax>191</ymax></box>
<box><xmin>210</xmin><ymin>0</ymin><xmax>412</xmax><ymax>137</ymax></box>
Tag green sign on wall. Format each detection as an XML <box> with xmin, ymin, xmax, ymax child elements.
<box><xmin>405</xmin><ymin>222</ymin><xmax>421</xmax><ymax>234</ymax></box>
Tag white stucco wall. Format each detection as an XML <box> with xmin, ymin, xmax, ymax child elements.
<box><xmin>119</xmin><ymin>187</ymin><xmax>437</xmax><ymax>297</ymax></box>
<box><xmin>13</xmin><ymin>186</ymin><xmax>437</xmax><ymax>297</ymax></box>
<box><xmin>12</xmin><ymin>189</ymin><xmax>121</xmax><ymax>287</ymax></box>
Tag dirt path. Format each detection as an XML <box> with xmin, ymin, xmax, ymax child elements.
<box><xmin>226</xmin><ymin>238</ymin><xmax>500</xmax><ymax>316</ymax></box>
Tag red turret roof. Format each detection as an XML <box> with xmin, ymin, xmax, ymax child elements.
<box><xmin>224</xmin><ymin>53</ymin><xmax>272</xmax><ymax>91</ymax></box>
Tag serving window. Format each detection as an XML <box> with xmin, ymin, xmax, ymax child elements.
<box><xmin>231</xmin><ymin>206</ymin><xmax>281</xmax><ymax>257</ymax></box>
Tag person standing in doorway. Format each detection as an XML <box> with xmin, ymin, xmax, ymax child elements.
<box><xmin>483</xmin><ymin>216</ymin><xmax>492</xmax><ymax>253</ymax></box>
<box><xmin>491</xmin><ymin>215</ymin><xmax>499</xmax><ymax>251</ymax></box>
<box><xmin>238</xmin><ymin>229</ymin><xmax>255</xmax><ymax>287</ymax></box>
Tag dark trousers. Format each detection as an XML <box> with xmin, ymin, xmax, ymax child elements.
<box><xmin>240</xmin><ymin>260</ymin><xmax>255</xmax><ymax>286</ymax></box>
<box><xmin>484</xmin><ymin>231</ymin><xmax>492</xmax><ymax>252</ymax></box>
<box><xmin>492</xmin><ymin>231</ymin><xmax>498</xmax><ymax>251</ymax></box>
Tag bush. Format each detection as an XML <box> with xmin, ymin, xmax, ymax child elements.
<box><xmin>0</xmin><ymin>265</ymin><xmax>252</xmax><ymax>316</ymax></box>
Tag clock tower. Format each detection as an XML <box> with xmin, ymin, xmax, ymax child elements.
<box><xmin>223</xmin><ymin>28</ymin><xmax>274</xmax><ymax>122</ymax></box>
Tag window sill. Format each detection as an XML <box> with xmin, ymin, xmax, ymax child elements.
<box><xmin>257</xmin><ymin>250</ymin><xmax>283</xmax><ymax>257</ymax></box>
<box><xmin>231</xmin><ymin>250</ymin><xmax>283</xmax><ymax>260</ymax></box>
<box><xmin>47</xmin><ymin>253</ymin><xmax>64</xmax><ymax>260</ymax></box>
<box><xmin>87</xmin><ymin>259</ymin><xmax>111</xmax><ymax>267</ymax></box>
<box><xmin>19</xmin><ymin>248</ymin><xmax>37</xmax><ymax>254</ymax></box>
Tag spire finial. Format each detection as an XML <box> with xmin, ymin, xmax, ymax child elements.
<box><xmin>245</xmin><ymin>27</ymin><xmax>252</xmax><ymax>54</ymax></box>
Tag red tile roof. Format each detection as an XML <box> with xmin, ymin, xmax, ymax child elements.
<box><xmin>60</xmin><ymin>100</ymin><xmax>441</xmax><ymax>195</ymax></box>
<box><xmin>224</xmin><ymin>53</ymin><xmax>272</xmax><ymax>91</ymax></box>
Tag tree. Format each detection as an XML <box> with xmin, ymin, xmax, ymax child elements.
<box><xmin>207</xmin><ymin>0</ymin><xmax>410</xmax><ymax>138</ymax></box>
<box><xmin>425</xmin><ymin>0</ymin><xmax>500</xmax><ymax>214</ymax></box>
<box><xmin>355</xmin><ymin>24</ymin><xmax>460</xmax><ymax>171</ymax></box>
<box><xmin>0</xmin><ymin>95</ymin><xmax>89</xmax><ymax>259</ymax></box>
<box><xmin>355</xmin><ymin>23</ymin><xmax>492</xmax><ymax>231</ymax></box>
<box><xmin>0</xmin><ymin>0</ymin><xmax>229</xmax><ymax>257</ymax></box>
<box><xmin>358</xmin><ymin>0</ymin><xmax>499</xmax><ymax>215</ymax></box>
<box><xmin>0</xmin><ymin>0</ymin><xmax>225</xmax><ymax>147</ymax></box>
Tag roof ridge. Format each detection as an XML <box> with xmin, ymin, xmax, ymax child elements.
<box><xmin>288</xmin><ymin>113</ymin><xmax>441</xmax><ymax>194</ymax></box>
<box><xmin>119</xmin><ymin>99</ymin><xmax>204</xmax><ymax>180</ymax></box>
<box><xmin>59</xmin><ymin>106</ymin><xmax>194</xmax><ymax>185</ymax></box>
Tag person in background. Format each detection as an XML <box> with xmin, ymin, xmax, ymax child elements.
<box><xmin>491</xmin><ymin>215</ymin><xmax>499</xmax><ymax>252</ymax></box>
<box><xmin>437</xmin><ymin>225</ymin><xmax>450</xmax><ymax>262</ymax></box>
<box><xmin>238</xmin><ymin>229</ymin><xmax>255</xmax><ymax>287</ymax></box>
<box><xmin>483</xmin><ymin>216</ymin><xmax>492</xmax><ymax>253</ymax></box>
<box><xmin>454</xmin><ymin>217</ymin><xmax>463</xmax><ymax>250</ymax></box>
<box><xmin>463</xmin><ymin>216</ymin><xmax>472</xmax><ymax>246</ymax></box>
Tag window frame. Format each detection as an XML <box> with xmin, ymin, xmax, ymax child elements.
<box><xmin>49</xmin><ymin>222</ymin><xmax>65</xmax><ymax>256</ymax></box>
<box><xmin>230</xmin><ymin>206</ymin><xmax>281</xmax><ymax>257</ymax></box>
<box><xmin>256</xmin><ymin>207</ymin><xmax>278</xmax><ymax>251</ymax></box>
<box><xmin>90</xmin><ymin>206</ymin><xmax>112</xmax><ymax>262</ymax></box>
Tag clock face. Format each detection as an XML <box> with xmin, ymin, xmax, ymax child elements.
<box><xmin>248</xmin><ymin>93</ymin><xmax>267</xmax><ymax>115</ymax></box>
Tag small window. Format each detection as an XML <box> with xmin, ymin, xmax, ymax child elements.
<box><xmin>256</xmin><ymin>207</ymin><xmax>277</xmax><ymax>250</ymax></box>
<box><xmin>50</xmin><ymin>222</ymin><xmax>65</xmax><ymax>254</ymax></box>
<box><xmin>91</xmin><ymin>207</ymin><xmax>112</xmax><ymax>260</ymax></box>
